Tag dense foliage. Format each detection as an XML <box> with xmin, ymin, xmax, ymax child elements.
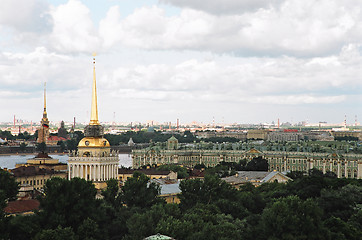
<box><xmin>1</xmin><ymin>169</ymin><xmax>362</xmax><ymax>239</ymax></box>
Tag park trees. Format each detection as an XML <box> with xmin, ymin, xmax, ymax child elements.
<box><xmin>259</xmin><ymin>196</ymin><xmax>329</xmax><ymax>240</ymax></box>
<box><xmin>37</xmin><ymin>177</ymin><xmax>100</xmax><ymax>231</ymax></box>
<box><xmin>119</xmin><ymin>172</ymin><xmax>162</xmax><ymax>209</ymax></box>
<box><xmin>0</xmin><ymin>169</ymin><xmax>19</xmax><ymax>238</ymax></box>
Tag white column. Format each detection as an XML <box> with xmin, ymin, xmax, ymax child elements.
<box><xmin>74</xmin><ymin>164</ymin><xmax>77</xmax><ymax>178</ymax></box>
<box><xmin>357</xmin><ymin>161</ymin><xmax>362</xmax><ymax>179</ymax></box>
<box><xmin>113</xmin><ymin>164</ymin><xmax>116</xmax><ymax>179</ymax></box>
<box><xmin>330</xmin><ymin>161</ymin><xmax>333</xmax><ymax>172</ymax></box>
<box><xmin>92</xmin><ymin>165</ymin><xmax>95</xmax><ymax>181</ymax></box>
<box><xmin>337</xmin><ymin>162</ymin><xmax>341</xmax><ymax>178</ymax></box>
<box><xmin>322</xmin><ymin>161</ymin><xmax>326</xmax><ymax>174</ymax></box>
<box><xmin>109</xmin><ymin>165</ymin><xmax>112</xmax><ymax>179</ymax></box>
<box><xmin>89</xmin><ymin>164</ymin><xmax>92</xmax><ymax>181</ymax></box>
<box><xmin>80</xmin><ymin>165</ymin><xmax>83</xmax><ymax>179</ymax></box>
<box><xmin>345</xmin><ymin>162</ymin><xmax>348</xmax><ymax>178</ymax></box>
<box><xmin>104</xmin><ymin>164</ymin><xmax>107</xmax><ymax>181</ymax></box>
<box><xmin>97</xmin><ymin>165</ymin><xmax>100</xmax><ymax>181</ymax></box>
<box><xmin>112</xmin><ymin>164</ymin><xmax>114</xmax><ymax>179</ymax></box>
<box><xmin>68</xmin><ymin>164</ymin><xmax>71</xmax><ymax>180</ymax></box>
<box><xmin>102</xmin><ymin>165</ymin><xmax>104</xmax><ymax>181</ymax></box>
<box><xmin>99</xmin><ymin>165</ymin><xmax>102</xmax><ymax>181</ymax></box>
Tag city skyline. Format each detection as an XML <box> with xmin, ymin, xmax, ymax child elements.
<box><xmin>0</xmin><ymin>0</ymin><xmax>361</xmax><ymax>124</ymax></box>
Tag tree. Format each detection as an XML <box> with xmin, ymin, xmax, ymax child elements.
<box><xmin>34</xmin><ymin>226</ymin><xmax>77</xmax><ymax>240</ymax></box>
<box><xmin>38</xmin><ymin>177</ymin><xmax>100</xmax><ymax>231</ymax></box>
<box><xmin>57</xmin><ymin>141</ymin><xmax>66</xmax><ymax>152</ymax></box>
<box><xmin>0</xmin><ymin>169</ymin><xmax>19</xmax><ymax>202</ymax></box>
<box><xmin>260</xmin><ymin>195</ymin><xmax>328</xmax><ymax>240</ymax></box>
<box><xmin>178</xmin><ymin>175</ymin><xmax>238</xmax><ymax>211</ymax></box>
<box><xmin>120</xmin><ymin>172</ymin><xmax>162</xmax><ymax>208</ymax></box>
<box><xmin>101</xmin><ymin>179</ymin><xmax>120</xmax><ymax>207</ymax></box>
<box><xmin>7</xmin><ymin>214</ymin><xmax>41</xmax><ymax>240</ymax></box>
<box><xmin>245</xmin><ymin>156</ymin><xmax>268</xmax><ymax>171</ymax></box>
<box><xmin>36</xmin><ymin>142</ymin><xmax>47</xmax><ymax>153</ymax></box>
<box><xmin>77</xmin><ymin>218</ymin><xmax>101</xmax><ymax>240</ymax></box>
<box><xmin>66</xmin><ymin>139</ymin><xmax>77</xmax><ymax>151</ymax></box>
<box><xmin>19</xmin><ymin>142</ymin><xmax>27</xmax><ymax>152</ymax></box>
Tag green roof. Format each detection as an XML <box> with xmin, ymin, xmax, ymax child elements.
<box><xmin>144</xmin><ymin>233</ymin><xmax>174</xmax><ymax>240</ymax></box>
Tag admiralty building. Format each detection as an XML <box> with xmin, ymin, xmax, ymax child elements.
<box><xmin>132</xmin><ymin>137</ymin><xmax>362</xmax><ymax>179</ymax></box>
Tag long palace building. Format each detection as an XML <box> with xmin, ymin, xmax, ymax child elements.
<box><xmin>132</xmin><ymin>137</ymin><xmax>362</xmax><ymax>179</ymax></box>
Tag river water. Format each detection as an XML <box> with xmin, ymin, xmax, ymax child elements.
<box><xmin>0</xmin><ymin>153</ymin><xmax>132</xmax><ymax>170</ymax></box>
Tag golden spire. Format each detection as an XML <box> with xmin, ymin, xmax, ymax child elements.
<box><xmin>43</xmin><ymin>82</ymin><xmax>47</xmax><ymax>119</ymax></box>
<box><xmin>90</xmin><ymin>53</ymin><xmax>100</xmax><ymax>125</ymax></box>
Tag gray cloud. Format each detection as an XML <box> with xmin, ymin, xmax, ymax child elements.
<box><xmin>159</xmin><ymin>0</ymin><xmax>284</xmax><ymax>15</ymax></box>
<box><xmin>0</xmin><ymin>0</ymin><xmax>52</xmax><ymax>33</ymax></box>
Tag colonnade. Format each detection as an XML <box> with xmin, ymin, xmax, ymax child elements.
<box><xmin>68</xmin><ymin>163</ymin><xmax>118</xmax><ymax>182</ymax></box>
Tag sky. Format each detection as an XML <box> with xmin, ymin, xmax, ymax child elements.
<box><xmin>0</xmin><ymin>0</ymin><xmax>361</xmax><ymax>125</ymax></box>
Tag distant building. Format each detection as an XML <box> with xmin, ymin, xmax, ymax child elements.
<box><xmin>15</xmin><ymin>152</ymin><xmax>67</xmax><ymax>171</ymax></box>
<box><xmin>267</xmin><ymin>131</ymin><xmax>303</xmax><ymax>142</ymax></box>
<box><xmin>132</xmin><ymin>147</ymin><xmax>362</xmax><ymax>179</ymax></box>
<box><xmin>247</xmin><ymin>129</ymin><xmax>270</xmax><ymax>140</ymax></box>
<box><xmin>118</xmin><ymin>168</ymin><xmax>177</xmax><ymax>183</ymax></box>
<box><xmin>57</xmin><ymin>121</ymin><xmax>69</xmax><ymax>139</ymax></box>
<box><xmin>222</xmin><ymin>171</ymin><xmax>291</xmax><ymax>188</ymax></box>
<box><xmin>167</xmin><ymin>136</ymin><xmax>178</xmax><ymax>150</ymax></box>
<box><xmin>332</xmin><ymin>131</ymin><xmax>362</xmax><ymax>141</ymax></box>
<box><xmin>47</xmin><ymin>136</ymin><xmax>68</xmax><ymax>146</ymax></box>
<box><xmin>195</xmin><ymin>131</ymin><xmax>247</xmax><ymax>140</ymax></box>
<box><xmin>11</xmin><ymin>165</ymin><xmax>67</xmax><ymax>190</ymax></box>
<box><xmin>153</xmin><ymin>179</ymin><xmax>181</xmax><ymax>204</ymax></box>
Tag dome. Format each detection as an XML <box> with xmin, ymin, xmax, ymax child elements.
<box><xmin>78</xmin><ymin>137</ymin><xmax>110</xmax><ymax>148</ymax></box>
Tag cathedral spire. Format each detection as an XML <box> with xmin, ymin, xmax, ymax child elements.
<box><xmin>90</xmin><ymin>53</ymin><xmax>100</xmax><ymax>125</ymax></box>
<box><xmin>43</xmin><ymin>82</ymin><xmax>47</xmax><ymax>119</ymax></box>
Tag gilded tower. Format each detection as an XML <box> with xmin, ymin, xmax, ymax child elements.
<box><xmin>37</xmin><ymin>83</ymin><xmax>50</xmax><ymax>144</ymax></box>
<box><xmin>68</xmin><ymin>55</ymin><xmax>119</xmax><ymax>189</ymax></box>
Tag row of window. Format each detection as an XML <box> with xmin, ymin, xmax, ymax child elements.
<box><xmin>21</xmin><ymin>178</ymin><xmax>46</xmax><ymax>186</ymax></box>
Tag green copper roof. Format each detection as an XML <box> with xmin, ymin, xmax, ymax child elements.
<box><xmin>144</xmin><ymin>233</ymin><xmax>174</xmax><ymax>240</ymax></box>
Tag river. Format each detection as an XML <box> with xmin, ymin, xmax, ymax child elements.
<box><xmin>0</xmin><ymin>153</ymin><xmax>133</xmax><ymax>170</ymax></box>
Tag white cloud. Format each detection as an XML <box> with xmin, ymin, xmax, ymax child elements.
<box><xmin>49</xmin><ymin>0</ymin><xmax>100</xmax><ymax>53</ymax></box>
<box><xmin>97</xmin><ymin>1</ymin><xmax>362</xmax><ymax>57</ymax></box>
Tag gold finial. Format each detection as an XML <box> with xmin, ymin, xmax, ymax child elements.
<box><xmin>90</xmin><ymin>54</ymin><xmax>99</xmax><ymax>125</ymax></box>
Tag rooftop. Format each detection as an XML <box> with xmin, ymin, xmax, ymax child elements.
<box><xmin>4</xmin><ymin>199</ymin><xmax>40</xmax><ymax>215</ymax></box>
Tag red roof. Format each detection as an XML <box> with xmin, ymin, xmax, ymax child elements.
<box><xmin>283</xmin><ymin>129</ymin><xmax>298</xmax><ymax>132</ymax></box>
<box><xmin>4</xmin><ymin>199</ymin><xmax>40</xmax><ymax>214</ymax></box>
<box><xmin>47</xmin><ymin>136</ymin><xmax>67</xmax><ymax>142</ymax></box>
<box><xmin>11</xmin><ymin>166</ymin><xmax>57</xmax><ymax>177</ymax></box>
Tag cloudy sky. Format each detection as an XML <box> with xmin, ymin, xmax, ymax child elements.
<box><xmin>0</xmin><ymin>0</ymin><xmax>361</xmax><ymax>125</ymax></box>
